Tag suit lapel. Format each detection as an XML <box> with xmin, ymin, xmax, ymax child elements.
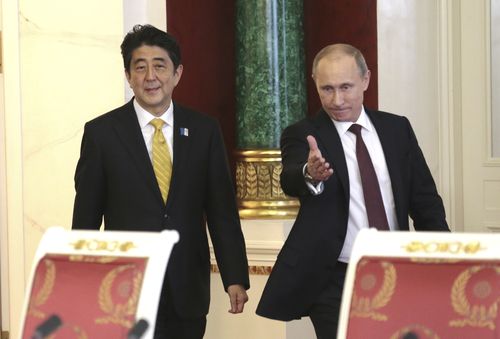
<box><xmin>313</xmin><ymin>110</ymin><xmax>350</xmax><ymax>202</ymax></box>
<box><xmin>111</xmin><ymin>100</ymin><xmax>164</xmax><ymax>203</ymax></box>
<box><xmin>167</xmin><ymin>104</ymin><xmax>193</xmax><ymax>208</ymax></box>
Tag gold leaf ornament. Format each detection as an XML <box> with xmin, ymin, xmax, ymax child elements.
<box><xmin>28</xmin><ymin>259</ymin><xmax>56</xmax><ymax>318</ymax></box>
<box><xmin>449</xmin><ymin>265</ymin><xmax>500</xmax><ymax>330</ymax></box>
<box><xmin>350</xmin><ymin>261</ymin><xmax>397</xmax><ymax>321</ymax></box>
<box><xmin>95</xmin><ymin>264</ymin><xmax>143</xmax><ymax>328</ymax></box>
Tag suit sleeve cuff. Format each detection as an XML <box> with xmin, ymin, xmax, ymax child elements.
<box><xmin>302</xmin><ymin>163</ymin><xmax>324</xmax><ymax>195</ymax></box>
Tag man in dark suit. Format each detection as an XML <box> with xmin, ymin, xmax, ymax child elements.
<box><xmin>72</xmin><ymin>24</ymin><xmax>249</xmax><ymax>339</ymax></box>
<box><xmin>256</xmin><ymin>44</ymin><xmax>449</xmax><ymax>338</ymax></box>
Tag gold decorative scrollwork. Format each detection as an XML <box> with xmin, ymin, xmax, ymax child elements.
<box><xmin>350</xmin><ymin>261</ymin><xmax>397</xmax><ymax>321</ymax></box>
<box><xmin>95</xmin><ymin>264</ymin><xmax>143</xmax><ymax>328</ymax></box>
<box><xmin>211</xmin><ymin>264</ymin><xmax>272</xmax><ymax>275</ymax></box>
<box><xmin>409</xmin><ymin>258</ymin><xmax>461</xmax><ymax>264</ymax></box>
<box><xmin>69</xmin><ymin>255</ymin><xmax>117</xmax><ymax>264</ymax></box>
<box><xmin>70</xmin><ymin>240</ymin><xmax>136</xmax><ymax>253</ymax></box>
<box><xmin>403</xmin><ymin>241</ymin><xmax>484</xmax><ymax>255</ymax></box>
<box><xmin>28</xmin><ymin>259</ymin><xmax>56</xmax><ymax>319</ymax></box>
<box><xmin>449</xmin><ymin>265</ymin><xmax>500</xmax><ymax>330</ymax></box>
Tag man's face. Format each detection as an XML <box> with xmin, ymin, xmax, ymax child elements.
<box><xmin>126</xmin><ymin>45</ymin><xmax>183</xmax><ymax>116</ymax></box>
<box><xmin>313</xmin><ymin>54</ymin><xmax>370</xmax><ymax>122</ymax></box>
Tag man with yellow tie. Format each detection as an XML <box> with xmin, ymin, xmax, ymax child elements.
<box><xmin>72</xmin><ymin>24</ymin><xmax>249</xmax><ymax>339</ymax></box>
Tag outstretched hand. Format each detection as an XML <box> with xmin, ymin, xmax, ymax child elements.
<box><xmin>306</xmin><ymin>135</ymin><xmax>334</xmax><ymax>182</ymax></box>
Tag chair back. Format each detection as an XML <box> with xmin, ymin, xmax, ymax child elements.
<box><xmin>338</xmin><ymin>229</ymin><xmax>500</xmax><ymax>339</ymax></box>
<box><xmin>19</xmin><ymin>227</ymin><xmax>179</xmax><ymax>339</ymax></box>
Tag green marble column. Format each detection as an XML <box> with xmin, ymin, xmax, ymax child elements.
<box><xmin>235</xmin><ymin>0</ymin><xmax>306</xmax><ymax>218</ymax></box>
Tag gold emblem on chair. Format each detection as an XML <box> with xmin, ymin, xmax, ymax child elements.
<box><xmin>28</xmin><ymin>259</ymin><xmax>56</xmax><ymax>318</ymax></box>
<box><xmin>403</xmin><ymin>241</ymin><xmax>483</xmax><ymax>254</ymax></box>
<box><xmin>95</xmin><ymin>264</ymin><xmax>144</xmax><ymax>328</ymax></box>
<box><xmin>449</xmin><ymin>265</ymin><xmax>500</xmax><ymax>330</ymax></box>
<box><xmin>70</xmin><ymin>239</ymin><xmax>136</xmax><ymax>252</ymax></box>
<box><xmin>350</xmin><ymin>260</ymin><xmax>397</xmax><ymax>321</ymax></box>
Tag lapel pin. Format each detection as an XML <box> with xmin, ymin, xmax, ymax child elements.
<box><xmin>180</xmin><ymin>127</ymin><xmax>189</xmax><ymax>136</ymax></box>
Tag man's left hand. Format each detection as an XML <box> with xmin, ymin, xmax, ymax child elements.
<box><xmin>227</xmin><ymin>284</ymin><xmax>248</xmax><ymax>314</ymax></box>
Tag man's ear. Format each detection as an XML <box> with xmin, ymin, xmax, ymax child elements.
<box><xmin>363</xmin><ymin>69</ymin><xmax>371</xmax><ymax>91</ymax></box>
<box><xmin>173</xmin><ymin>64</ymin><xmax>184</xmax><ymax>86</ymax></box>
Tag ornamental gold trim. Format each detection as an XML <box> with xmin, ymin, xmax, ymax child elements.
<box><xmin>449</xmin><ymin>265</ymin><xmax>500</xmax><ymax>330</ymax></box>
<box><xmin>403</xmin><ymin>241</ymin><xmax>484</xmax><ymax>255</ymax></box>
<box><xmin>68</xmin><ymin>255</ymin><xmax>118</xmax><ymax>264</ymax></box>
<box><xmin>211</xmin><ymin>264</ymin><xmax>272</xmax><ymax>275</ymax></box>
<box><xmin>28</xmin><ymin>259</ymin><xmax>56</xmax><ymax>319</ymax></box>
<box><xmin>235</xmin><ymin>149</ymin><xmax>298</xmax><ymax>219</ymax></box>
<box><xmin>350</xmin><ymin>261</ymin><xmax>397</xmax><ymax>321</ymax></box>
<box><xmin>409</xmin><ymin>258</ymin><xmax>461</xmax><ymax>264</ymax></box>
<box><xmin>70</xmin><ymin>240</ymin><xmax>136</xmax><ymax>252</ymax></box>
<box><xmin>95</xmin><ymin>264</ymin><xmax>143</xmax><ymax>328</ymax></box>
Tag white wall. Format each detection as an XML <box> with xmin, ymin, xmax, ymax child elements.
<box><xmin>492</xmin><ymin>0</ymin><xmax>500</xmax><ymax>156</ymax></box>
<box><xmin>1</xmin><ymin>0</ymin><xmax>124</xmax><ymax>336</ymax></box>
<box><xmin>378</xmin><ymin>0</ymin><xmax>441</xmax><ymax>182</ymax></box>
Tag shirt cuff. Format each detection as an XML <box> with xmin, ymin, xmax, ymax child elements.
<box><xmin>302</xmin><ymin>163</ymin><xmax>324</xmax><ymax>195</ymax></box>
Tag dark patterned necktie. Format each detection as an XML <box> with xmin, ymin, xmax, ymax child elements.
<box><xmin>349</xmin><ymin>124</ymin><xmax>389</xmax><ymax>230</ymax></box>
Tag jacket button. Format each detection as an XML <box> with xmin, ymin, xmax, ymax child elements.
<box><xmin>164</xmin><ymin>214</ymin><xmax>169</xmax><ymax>219</ymax></box>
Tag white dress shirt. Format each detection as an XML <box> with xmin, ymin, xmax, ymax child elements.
<box><xmin>307</xmin><ymin>107</ymin><xmax>398</xmax><ymax>262</ymax></box>
<box><xmin>134</xmin><ymin>99</ymin><xmax>174</xmax><ymax>162</ymax></box>
<box><xmin>336</xmin><ymin>108</ymin><xmax>398</xmax><ymax>261</ymax></box>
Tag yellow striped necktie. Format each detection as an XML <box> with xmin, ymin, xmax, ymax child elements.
<box><xmin>150</xmin><ymin>118</ymin><xmax>172</xmax><ymax>203</ymax></box>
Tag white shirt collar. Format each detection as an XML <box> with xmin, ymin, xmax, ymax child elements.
<box><xmin>134</xmin><ymin>99</ymin><xmax>174</xmax><ymax>128</ymax></box>
<box><xmin>331</xmin><ymin>106</ymin><xmax>373</xmax><ymax>135</ymax></box>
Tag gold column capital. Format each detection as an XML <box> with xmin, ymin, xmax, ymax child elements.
<box><xmin>235</xmin><ymin>149</ymin><xmax>298</xmax><ymax>219</ymax></box>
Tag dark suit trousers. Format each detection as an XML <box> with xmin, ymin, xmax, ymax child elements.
<box><xmin>154</xmin><ymin>283</ymin><xmax>207</xmax><ymax>339</ymax></box>
<box><xmin>308</xmin><ymin>261</ymin><xmax>348</xmax><ymax>339</ymax></box>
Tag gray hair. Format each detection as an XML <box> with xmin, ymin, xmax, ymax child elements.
<box><xmin>312</xmin><ymin>43</ymin><xmax>368</xmax><ymax>77</ymax></box>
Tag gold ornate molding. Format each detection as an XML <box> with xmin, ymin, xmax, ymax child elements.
<box><xmin>211</xmin><ymin>264</ymin><xmax>272</xmax><ymax>275</ymax></box>
<box><xmin>70</xmin><ymin>240</ymin><xmax>136</xmax><ymax>252</ymax></box>
<box><xmin>402</xmin><ymin>241</ymin><xmax>484</xmax><ymax>255</ymax></box>
<box><xmin>235</xmin><ymin>149</ymin><xmax>298</xmax><ymax>219</ymax></box>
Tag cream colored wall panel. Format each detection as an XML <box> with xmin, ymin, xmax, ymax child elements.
<box><xmin>207</xmin><ymin>220</ymin><xmax>317</xmax><ymax>338</ymax></box>
<box><xmin>2</xmin><ymin>0</ymin><xmax>25</xmax><ymax>335</ymax></box>
<box><xmin>378</xmin><ymin>0</ymin><xmax>441</xmax><ymax>182</ymax></box>
<box><xmin>206</xmin><ymin>274</ymin><xmax>285</xmax><ymax>339</ymax></box>
<box><xmin>484</xmin><ymin>180</ymin><xmax>500</xmax><ymax>210</ymax></box>
<box><xmin>491</xmin><ymin>0</ymin><xmax>500</xmax><ymax>156</ymax></box>
<box><xmin>483</xmin><ymin>179</ymin><xmax>500</xmax><ymax>229</ymax></box>
<box><xmin>460</xmin><ymin>0</ymin><xmax>494</xmax><ymax>233</ymax></box>
<box><xmin>19</xmin><ymin>0</ymin><xmax>124</xmax><ymax>271</ymax></box>
<box><xmin>1</xmin><ymin>0</ymin><xmax>124</xmax><ymax>336</ymax></box>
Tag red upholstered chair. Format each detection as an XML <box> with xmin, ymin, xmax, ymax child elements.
<box><xmin>19</xmin><ymin>227</ymin><xmax>179</xmax><ymax>339</ymax></box>
<box><xmin>337</xmin><ymin>229</ymin><xmax>500</xmax><ymax>339</ymax></box>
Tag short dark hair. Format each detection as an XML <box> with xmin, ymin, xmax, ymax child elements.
<box><xmin>120</xmin><ymin>24</ymin><xmax>182</xmax><ymax>73</ymax></box>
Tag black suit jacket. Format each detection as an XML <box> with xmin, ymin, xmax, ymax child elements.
<box><xmin>256</xmin><ymin>108</ymin><xmax>448</xmax><ymax>320</ymax></box>
<box><xmin>72</xmin><ymin>99</ymin><xmax>249</xmax><ymax>318</ymax></box>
